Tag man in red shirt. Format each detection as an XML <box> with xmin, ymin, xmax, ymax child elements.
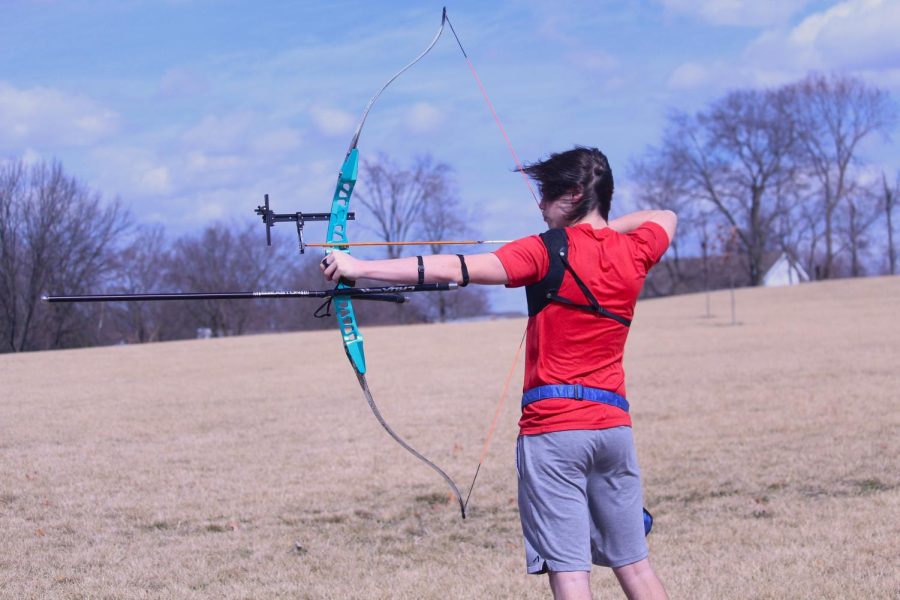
<box><xmin>323</xmin><ymin>147</ymin><xmax>675</xmax><ymax>600</ymax></box>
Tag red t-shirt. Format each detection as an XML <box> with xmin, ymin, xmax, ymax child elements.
<box><xmin>494</xmin><ymin>222</ymin><xmax>670</xmax><ymax>435</ymax></box>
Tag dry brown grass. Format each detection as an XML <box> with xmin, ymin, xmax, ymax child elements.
<box><xmin>1</xmin><ymin>276</ymin><xmax>898</xmax><ymax>599</ymax></box>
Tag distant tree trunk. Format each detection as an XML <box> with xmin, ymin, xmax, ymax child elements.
<box><xmin>700</xmin><ymin>233</ymin><xmax>711</xmax><ymax>316</ymax></box>
<box><xmin>841</xmin><ymin>192</ymin><xmax>880</xmax><ymax>278</ymax></box>
<box><xmin>884</xmin><ymin>172</ymin><xmax>898</xmax><ymax>275</ymax></box>
<box><xmin>419</xmin><ymin>163</ymin><xmax>466</xmax><ymax>322</ymax></box>
<box><xmin>847</xmin><ymin>199</ymin><xmax>862</xmax><ymax>277</ymax></box>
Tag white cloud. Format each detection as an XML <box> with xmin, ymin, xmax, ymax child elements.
<box><xmin>0</xmin><ymin>82</ymin><xmax>119</xmax><ymax>150</ymax></box>
<box><xmin>194</xmin><ymin>196</ymin><xmax>228</xmax><ymax>221</ymax></box>
<box><xmin>184</xmin><ymin>151</ymin><xmax>244</xmax><ymax>175</ymax></box>
<box><xmin>78</xmin><ymin>111</ymin><xmax>310</xmax><ymax>213</ymax></box>
<box><xmin>22</xmin><ymin>148</ymin><xmax>42</xmax><ymax>166</ymax></box>
<box><xmin>309</xmin><ymin>105</ymin><xmax>355</xmax><ymax>136</ymax></box>
<box><xmin>180</xmin><ymin>113</ymin><xmax>256</xmax><ymax>153</ymax></box>
<box><xmin>668</xmin><ymin>62</ymin><xmax>714</xmax><ymax>90</ymax></box>
<box><xmin>0</xmin><ymin>150</ymin><xmax>44</xmax><ymax>170</ymax></box>
<box><xmin>748</xmin><ymin>0</ymin><xmax>900</xmax><ymax>72</ymax></box>
<box><xmin>659</xmin><ymin>0</ymin><xmax>814</xmax><ymax>27</ymax></box>
<box><xmin>90</xmin><ymin>146</ymin><xmax>173</xmax><ymax>197</ymax></box>
<box><xmin>665</xmin><ymin>0</ymin><xmax>900</xmax><ymax>94</ymax></box>
<box><xmin>179</xmin><ymin>112</ymin><xmax>303</xmax><ymax>158</ymax></box>
<box><xmin>249</xmin><ymin>128</ymin><xmax>302</xmax><ymax>156</ymax></box>
<box><xmin>159</xmin><ymin>67</ymin><xmax>209</xmax><ymax>98</ymax></box>
<box><xmin>666</xmin><ymin>59</ymin><xmax>790</xmax><ymax>92</ymax></box>
<box><xmin>138</xmin><ymin>165</ymin><xmax>171</xmax><ymax>193</ymax></box>
<box><xmin>406</xmin><ymin>102</ymin><xmax>443</xmax><ymax>134</ymax></box>
<box><xmin>572</xmin><ymin>50</ymin><xmax>619</xmax><ymax>72</ymax></box>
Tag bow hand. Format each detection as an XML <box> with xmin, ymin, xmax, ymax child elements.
<box><xmin>321</xmin><ymin>250</ymin><xmax>363</xmax><ymax>283</ymax></box>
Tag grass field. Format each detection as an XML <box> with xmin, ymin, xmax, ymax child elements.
<box><xmin>1</xmin><ymin>277</ymin><xmax>898</xmax><ymax>599</ymax></box>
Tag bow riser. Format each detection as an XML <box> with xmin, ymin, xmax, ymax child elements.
<box><xmin>327</xmin><ymin>149</ymin><xmax>366</xmax><ymax>374</ymax></box>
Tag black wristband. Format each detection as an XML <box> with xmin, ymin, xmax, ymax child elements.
<box><xmin>416</xmin><ymin>255</ymin><xmax>425</xmax><ymax>285</ymax></box>
<box><xmin>456</xmin><ymin>254</ymin><xmax>469</xmax><ymax>287</ymax></box>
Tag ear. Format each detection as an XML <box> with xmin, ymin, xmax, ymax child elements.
<box><xmin>567</xmin><ymin>189</ymin><xmax>584</xmax><ymax>204</ymax></box>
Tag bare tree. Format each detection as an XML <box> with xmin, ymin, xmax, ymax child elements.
<box><xmin>629</xmin><ymin>152</ymin><xmax>699</xmax><ymax>295</ymax></box>
<box><xmin>647</xmin><ymin>88</ymin><xmax>800</xmax><ymax>285</ymax></box>
<box><xmin>353</xmin><ymin>154</ymin><xmax>492</xmax><ymax>321</ymax></box>
<box><xmin>0</xmin><ymin>162</ymin><xmax>25</xmax><ymax>352</ymax></box>
<box><xmin>417</xmin><ymin>166</ymin><xmax>489</xmax><ymax>322</ymax></box>
<box><xmin>786</xmin><ymin>73</ymin><xmax>897</xmax><ymax>279</ymax></box>
<box><xmin>354</xmin><ymin>154</ymin><xmax>450</xmax><ymax>258</ymax></box>
<box><xmin>168</xmin><ymin>222</ymin><xmax>287</xmax><ymax>337</ymax></box>
<box><xmin>838</xmin><ymin>188</ymin><xmax>882</xmax><ymax>277</ymax></box>
<box><xmin>775</xmin><ymin>182</ymin><xmax>821</xmax><ymax>279</ymax></box>
<box><xmin>0</xmin><ymin>160</ymin><xmax>131</xmax><ymax>352</ymax></box>
<box><xmin>106</xmin><ymin>224</ymin><xmax>174</xmax><ymax>343</ymax></box>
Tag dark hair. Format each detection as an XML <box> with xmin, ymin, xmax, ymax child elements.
<box><xmin>520</xmin><ymin>146</ymin><xmax>614</xmax><ymax>221</ymax></box>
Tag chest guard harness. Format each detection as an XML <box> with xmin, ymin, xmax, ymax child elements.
<box><xmin>524</xmin><ymin>228</ymin><xmax>632</xmax><ymax>327</ymax></box>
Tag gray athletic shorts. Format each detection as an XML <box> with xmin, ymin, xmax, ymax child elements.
<box><xmin>516</xmin><ymin>427</ymin><xmax>648</xmax><ymax>573</ymax></box>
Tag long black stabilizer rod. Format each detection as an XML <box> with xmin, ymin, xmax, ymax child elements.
<box><xmin>42</xmin><ymin>282</ymin><xmax>458</xmax><ymax>304</ymax></box>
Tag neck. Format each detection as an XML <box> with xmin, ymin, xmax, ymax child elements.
<box><xmin>571</xmin><ymin>210</ymin><xmax>608</xmax><ymax>229</ymax></box>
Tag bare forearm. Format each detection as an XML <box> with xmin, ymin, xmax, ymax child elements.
<box><xmin>324</xmin><ymin>251</ymin><xmax>509</xmax><ymax>286</ymax></box>
<box><xmin>609</xmin><ymin>210</ymin><xmax>664</xmax><ymax>233</ymax></box>
<box><xmin>359</xmin><ymin>255</ymin><xmax>463</xmax><ymax>284</ymax></box>
<box><xmin>609</xmin><ymin>209</ymin><xmax>678</xmax><ymax>241</ymax></box>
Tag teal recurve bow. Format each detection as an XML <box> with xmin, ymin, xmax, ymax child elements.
<box><xmin>324</xmin><ymin>7</ymin><xmax>542</xmax><ymax>520</ymax></box>
<box><xmin>323</xmin><ymin>9</ymin><xmax>468</xmax><ymax>518</ymax></box>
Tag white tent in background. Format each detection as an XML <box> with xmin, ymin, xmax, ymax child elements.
<box><xmin>762</xmin><ymin>253</ymin><xmax>809</xmax><ymax>287</ymax></box>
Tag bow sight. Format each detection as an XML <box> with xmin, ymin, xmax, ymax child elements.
<box><xmin>255</xmin><ymin>193</ymin><xmax>355</xmax><ymax>254</ymax></box>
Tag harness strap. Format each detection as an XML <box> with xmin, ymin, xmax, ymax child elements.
<box><xmin>553</xmin><ymin>249</ymin><xmax>633</xmax><ymax>327</ymax></box>
<box><xmin>525</xmin><ymin>228</ymin><xmax>631</xmax><ymax>327</ymax></box>
<box><xmin>521</xmin><ymin>384</ymin><xmax>629</xmax><ymax>412</ymax></box>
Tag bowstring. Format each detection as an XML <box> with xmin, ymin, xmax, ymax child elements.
<box><xmin>442</xmin><ymin>8</ymin><xmax>537</xmax><ymax>514</ymax></box>
<box><xmin>345</xmin><ymin>8</ymin><xmax>537</xmax><ymax>517</ymax></box>
<box><xmin>444</xmin><ymin>10</ymin><xmax>541</xmax><ymax>209</ymax></box>
<box><xmin>463</xmin><ymin>329</ymin><xmax>525</xmax><ymax>512</ymax></box>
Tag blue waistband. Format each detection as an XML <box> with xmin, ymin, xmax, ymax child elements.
<box><xmin>521</xmin><ymin>384</ymin><xmax>629</xmax><ymax>412</ymax></box>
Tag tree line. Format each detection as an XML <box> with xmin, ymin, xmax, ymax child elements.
<box><xmin>632</xmin><ymin>73</ymin><xmax>898</xmax><ymax>296</ymax></box>
<box><xmin>0</xmin><ymin>159</ymin><xmax>487</xmax><ymax>353</ymax></box>
<box><xmin>2</xmin><ymin>71</ymin><xmax>896</xmax><ymax>352</ymax></box>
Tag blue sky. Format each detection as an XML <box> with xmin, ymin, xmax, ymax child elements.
<box><xmin>2</xmin><ymin>0</ymin><xmax>899</xmax><ymax>309</ymax></box>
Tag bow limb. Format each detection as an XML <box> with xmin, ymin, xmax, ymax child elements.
<box><xmin>356</xmin><ymin>372</ymin><xmax>465</xmax><ymax>518</ymax></box>
<box><xmin>345</xmin><ymin>8</ymin><xmax>447</xmax><ymax>155</ymax></box>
